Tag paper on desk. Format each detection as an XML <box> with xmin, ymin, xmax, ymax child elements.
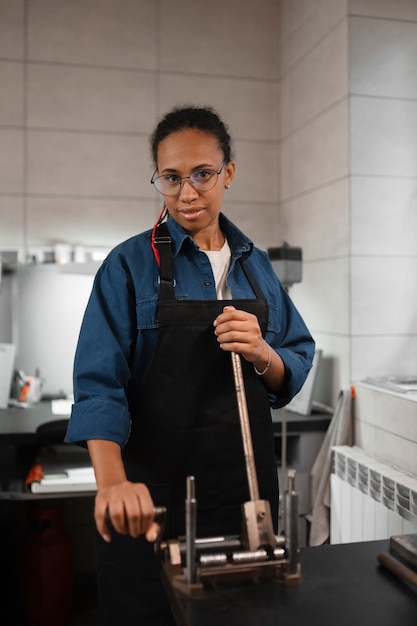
<box><xmin>51</xmin><ymin>398</ymin><xmax>73</xmax><ymax>415</ymax></box>
<box><xmin>30</xmin><ymin>466</ymin><xmax>97</xmax><ymax>494</ymax></box>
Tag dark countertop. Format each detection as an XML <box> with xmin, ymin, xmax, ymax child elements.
<box><xmin>271</xmin><ymin>407</ymin><xmax>332</xmax><ymax>434</ymax></box>
<box><xmin>163</xmin><ymin>539</ymin><xmax>417</xmax><ymax>626</ymax></box>
<box><xmin>0</xmin><ymin>400</ymin><xmax>70</xmax><ymax>443</ymax></box>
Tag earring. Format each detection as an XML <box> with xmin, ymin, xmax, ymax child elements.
<box><xmin>225</xmin><ymin>184</ymin><xmax>230</xmax><ymax>189</ymax></box>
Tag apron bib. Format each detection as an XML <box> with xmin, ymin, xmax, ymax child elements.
<box><xmin>123</xmin><ymin>223</ymin><xmax>278</xmax><ymax>538</ymax></box>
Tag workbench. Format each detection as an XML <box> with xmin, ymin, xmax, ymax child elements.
<box><xmin>162</xmin><ymin>539</ymin><xmax>417</xmax><ymax>626</ymax></box>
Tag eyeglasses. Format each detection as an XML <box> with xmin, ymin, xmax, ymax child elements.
<box><xmin>151</xmin><ymin>162</ymin><xmax>225</xmax><ymax>197</ymax></box>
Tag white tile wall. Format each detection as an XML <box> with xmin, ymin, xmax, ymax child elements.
<box><xmin>292</xmin><ymin>257</ymin><xmax>350</xmax><ymax>336</ymax></box>
<box><xmin>0</xmin><ymin>0</ymin><xmax>24</xmax><ymax>59</ymax></box>
<box><xmin>26</xmin><ymin>197</ymin><xmax>161</xmax><ymax>248</ymax></box>
<box><xmin>349</xmin><ymin>0</ymin><xmax>417</xmax><ymax>21</ymax></box>
<box><xmin>303</xmin><ymin>331</ymin><xmax>350</xmax><ymax>406</ymax></box>
<box><xmin>0</xmin><ymin>129</ymin><xmax>24</xmax><ymax>194</ymax></box>
<box><xmin>279</xmin><ymin>178</ymin><xmax>350</xmax><ymax>260</ymax></box>
<box><xmin>0</xmin><ymin>198</ymin><xmax>24</xmax><ymax>249</ymax></box>
<box><xmin>223</xmin><ymin>203</ymin><xmax>279</xmax><ymax>251</ymax></box>
<box><xmin>159</xmin><ymin>0</ymin><xmax>278</xmax><ymax>80</ymax></box>
<box><xmin>0</xmin><ymin>0</ymin><xmax>279</xmax><ymax>254</ymax></box>
<box><xmin>280</xmin><ymin>0</ymin><xmax>347</xmax><ymax>74</ymax></box>
<box><xmin>160</xmin><ymin>74</ymin><xmax>278</xmax><ymax>142</ymax></box>
<box><xmin>27</xmin><ymin>0</ymin><xmax>157</xmax><ymax>69</ymax></box>
<box><xmin>0</xmin><ymin>61</ymin><xmax>24</xmax><ymax>125</ymax></box>
<box><xmin>351</xmin><ymin>336</ymin><xmax>417</xmax><ymax>383</ymax></box>
<box><xmin>289</xmin><ymin>99</ymin><xmax>349</xmax><ymax>197</ymax></box>
<box><xmin>351</xmin><ymin>177</ymin><xmax>417</xmax><ymax>256</ymax></box>
<box><xmin>350</xmin><ymin>16</ymin><xmax>417</xmax><ymax>99</ymax></box>
<box><xmin>290</xmin><ymin>21</ymin><xmax>348</xmax><ymax>131</ymax></box>
<box><xmin>230</xmin><ymin>140</ymin><xmax>278</xmax><ymax>206</ymax></box>
<box><xmin>279</xmin><ymin>0</ymin><xmax>417</xmax><ymax>465</ymax></box>
<box><xmin>351</xmin><ymin>257</ymin><xmax>417</xmax><ymax>335</ymax></box>
<box><xmin>27</xmin><ymin>131</ymin><xmax>151</xmax><ymax>197</ymax></box>
<box><xmin>28</xmin><ymin>64</ymin><xmax>157</xmax><ymax>132</ymax></box>
<box><xmin>351</xmin><ymin>96</ymin><xmax>417</xmax><ymax>177</ymax></box>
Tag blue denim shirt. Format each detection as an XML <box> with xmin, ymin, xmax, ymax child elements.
<box><xmin>65</xmin><ymin>213</ymin><xmax>315</xmax><ymax>448</ymax></box>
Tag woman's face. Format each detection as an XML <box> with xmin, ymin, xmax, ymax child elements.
<box><xmin>155</xmin><ymin>128</ymin><xmax>235</xmax><ymax>236</ymax></box>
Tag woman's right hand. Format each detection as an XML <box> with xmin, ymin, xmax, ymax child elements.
<box><xmin>95</xmin><ymin>479</ymin><xmax>159</xmax><ymax>543</ymax></box>
<box><xmin>87</xmin><ymin>439</ymin><xmax>160</xmax><ymax>543</ymax></box>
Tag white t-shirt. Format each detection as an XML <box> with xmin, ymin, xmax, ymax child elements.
<box><xmin>203</xmin><ymin>239</ymin><xmax>232</xmax><ymax>300</ymax></box>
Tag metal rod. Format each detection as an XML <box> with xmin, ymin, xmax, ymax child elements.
<box><xmin>231</xmin><ymin>352</ymin><xmax>260</xmax><ymax>502</ymax></box>
<box><xmin>185</xmin><ymin>476</ymin><xmax>197</xmax><ymax>584</ymax></box>
<box><xmin>283</xmin><ymin>469</ymin><xmax>299</xmax><ymax>574</ymax></box>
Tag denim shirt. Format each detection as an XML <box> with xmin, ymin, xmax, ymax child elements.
<box><xmin>65</xmin><ymin>213</ymin><xmax>315</xmax><ymax>448</ymax></box>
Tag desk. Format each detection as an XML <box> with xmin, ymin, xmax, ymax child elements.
<box><xmin>0</xmin><ymin>402</ymin><xmax>94</xmax><ymax>499</ymax></box>
<box><xmin>163</xmin><ymin>540</ymin><xmax>417</xmax><ymax>626</ymax></box>
<box><xmin>0</xmin><ymin>401</ymin><xmax>68</xmax><ymax>443</ymax></box>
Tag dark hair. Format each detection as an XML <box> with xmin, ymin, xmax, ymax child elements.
<box><xmin>150</xmin><ymin>105</ymin><xmax>234</xmax><ymax>167</ymax></box>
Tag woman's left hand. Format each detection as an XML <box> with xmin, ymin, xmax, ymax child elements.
<box><xmin>213</xmin><ymin>305</ymin><xmax>268</xmax><ymax>365</ymax></box>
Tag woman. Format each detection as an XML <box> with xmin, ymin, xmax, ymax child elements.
<box><xmin>65</xmin><ymin>105</ymin><xmax>315</xmax><ymax>625</ymax></box>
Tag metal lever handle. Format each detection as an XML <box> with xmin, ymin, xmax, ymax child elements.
<box><xmin>231</xmin><ymin>352</ymin><xmax>260</xmax><ymax>502</ymax></box>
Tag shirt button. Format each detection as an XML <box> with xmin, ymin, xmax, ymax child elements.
<box><xmin>204</xmin><ymin>280</ymin><xmax>212</xmax><ymax>286</ymax></box>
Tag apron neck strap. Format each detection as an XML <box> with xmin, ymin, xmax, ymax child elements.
<box><xmin>154</xmin><ymin>222</ymin><xmax>266</xmax><ymax>304</ymax></box>
<box><xmin>154</xmin><ymin>222</ymin><xmax>176</xmax><ymax>299</ymax></box>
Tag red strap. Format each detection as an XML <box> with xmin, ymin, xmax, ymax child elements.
<box><xmin>151</xmin><ymin>205</ymin><xmax>169</xmax><ymax>267</ymax></box>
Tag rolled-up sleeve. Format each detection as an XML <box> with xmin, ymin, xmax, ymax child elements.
<box><xmin>65</xmin><ymin>259</ymin><xmax>137</xmax><ymax>447</ymax></box>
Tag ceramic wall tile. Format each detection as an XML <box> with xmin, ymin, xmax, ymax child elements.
<box><xmin>351</xmin><ymin>256</ymin><xmax>417</xmax><ymax>335</ymax></box>
<box><xmin>291</xmin><ymin>257</ymin><xmax>350</xmax><ymax>335</ymax></box>
<box><xmin>351</xmin><ymin>336</ymin><xmax>417</xmax><ymax>382</ymax></box>
<box><xmin>0</xmin><ymin>197</ymin><xmax>24</xmax><ymax>248</ymax></box>
<box><xmin>27</xmin><ymin>0</ymin><xmax>157</xmax><ymax>69</ymax></box>
<box><xmin>159</xmin><ymin>74</ymin><xmax>278</xmax><ymax>142</ymax></box>
<box><xmin>230</xmin><ymin>140</ymin><xmax>278</xmax><ymax>205</ymax></box>
<box><xmin>280</xmin><ymin>0</ymin><xmax>315</xmax><ymax>38</ymax></box>
<box><xmin>351</xmin><ymin>96</ymin><xmax>417</xmax><ymax>177</ymax></box>
<box><xmin>291</xmin><ymin>21</ymin><xmax>348</xmax><ymax>131</ymax></box>
<box><xmin>0</xmin><ymin>0</ymin><xmax>24</xmax><ymax>59</ymax></box>
<box><xmin>0</xmin><ymin>129</ymin><xmax>24</xmax><ymax>194</ymax></box>
<box><xmin>222</xmin><ymin>203</ymin><xmax>279</xmax><ymax>251</ymax></box>
<box><xmin>0</xmin><ymin>61</ymin><xmax>24</xmax><ymax>126</ymax></box>
<box><xmin>278</xmin><ymin>136</ymin><xmax>292</xmax><ymax>202</ymax></box>
<box><xmin>349</xmin><ymin>0</ymin><xmax>417</xmax><ymax>21</ymax></box>
<box><xmin>281</xmin><ymin>0</ymin><xmax>347</xmax><ymax>72</ymax></box>
<box><xmin>159</xmin><ymin>0</ymin><xmax>278</xmax><ymax>80</ymax></box>
<box><xmin>350</xmin><ymin>16</ymin><xmax>417</xmax><ymax>99</ymax></box>
<box><xmin>299</xmin><ymin>331</ymin><xmax>350</xmax><ymax>407</ymax></box>
<box><xmin>28</xmin><ymin>64</ymin><xmax>157</xmax><ymax>133</ymax></box>
<box><xmin>279</xmin><ymin>74</ymin><xmax>292</xmax><ymax>140</ymax></box>
<box><xmin>279</xmin><ymin>178</ymin><xmax>349</xmax><ymax>260</ymax></box>
<box><xmin>291</xmin><ymin>99</ymin><xmax>349</xmax><ymax>196</ymax></box>
<box><xmin>26</xmin><ymin>197</ymin><xmax>160</xmax><ymax>249</ymax></box>
<box><xmin>351</xmin><ymin>177</ymin><xmax>417</xmax><ymax>256</ymax></box>
<box><xmin>27</xmin><ymin>131</ymin><xmax>151</xmax><ymax>198</ymax></box>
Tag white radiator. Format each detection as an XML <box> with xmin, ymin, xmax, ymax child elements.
<box><xmin>330</xmin><ymin>446</ymin><xmax>417</xmax><ymax>544</ymax></box>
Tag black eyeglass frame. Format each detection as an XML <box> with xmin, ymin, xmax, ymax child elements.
<box><xmin>150</xmin><ymin>162</ymin><xmax>226</xmax><ymax>197</ymax></box>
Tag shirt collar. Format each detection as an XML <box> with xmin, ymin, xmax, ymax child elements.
<box><xmin>165</xmin><ymin>213</ymin><xmax>253</xmax><ymax>259</ymax></box>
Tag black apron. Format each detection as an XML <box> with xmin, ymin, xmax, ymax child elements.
<box><xmin>97</xmin><ymin>225</ymin><xmax>279</xmax><ymax>625</ymax></box>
